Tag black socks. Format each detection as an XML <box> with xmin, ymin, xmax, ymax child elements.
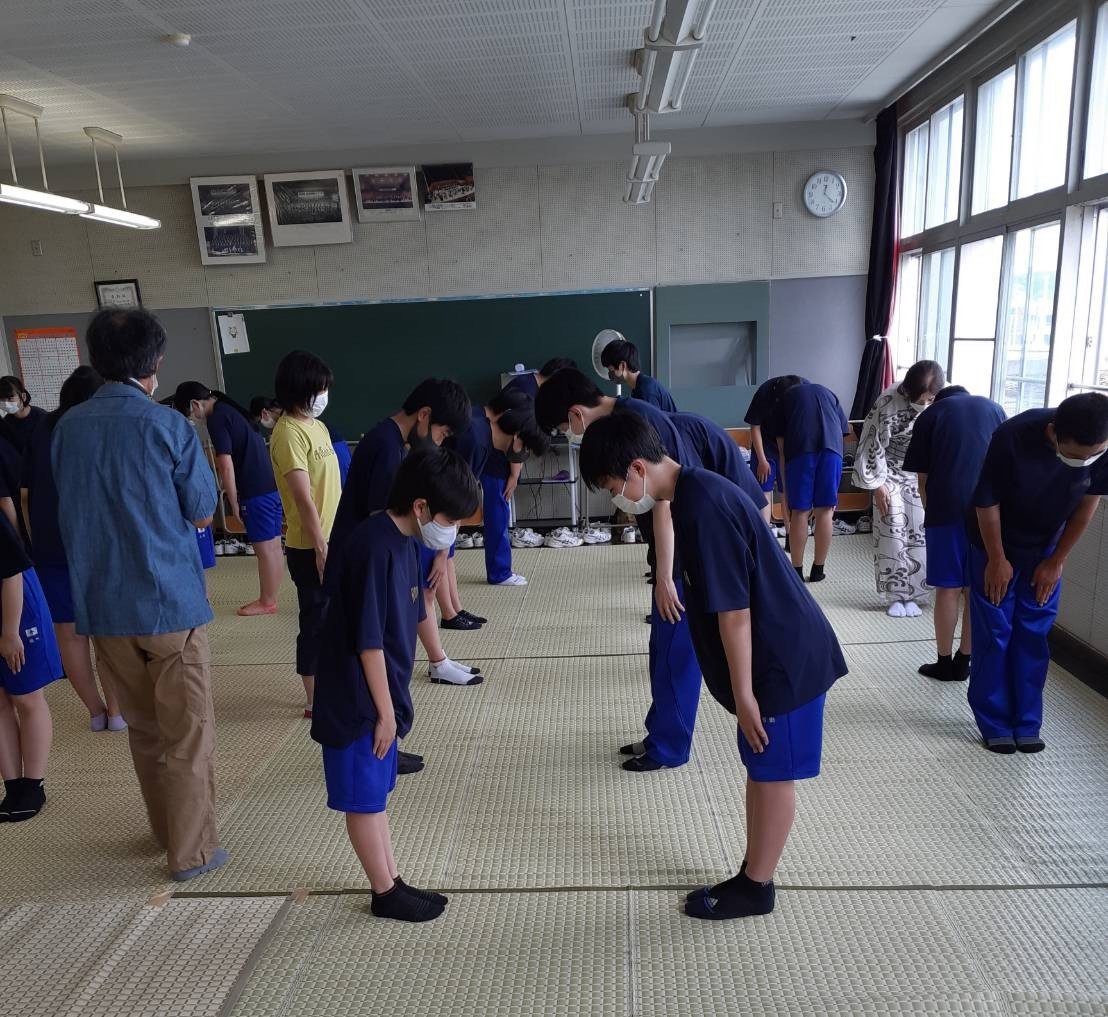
<box><xmin>395</xmin><ymin>876</ymin><xmax>448</xmax><ymax>906</ymax></box>
<box><xmin>687</xmin><ymin>858</ymin><xmax>746</xmax><ymax>901</ymax></box>
<box><xmin>953</xmin><ymin>651</ymin><xmax>971</xmax><ymax>682</ymax></box>
<box><xmin>794</xmin><ymin>565</ymin><xmax>805</xmax><ymax>580</ymax></box>
<box><xmin>371</xmin><ymin>880</ymin><xmax>446</xmax><ymax>922</ymax></box>
<box><xmin>685</xmin><ymin>869</ymin><xmax>775</xmax><ymax>920</ymax></box>
<box><xmin>0</xmin><ymin>778</ymin><xmax>45</xmax><ymax>822</ymax></box>
<box><xmin>920</xmin><ymin>652</ymin><xmax>971</xmax><ymax>682</ymax></box>
<box><xmin>809</xmin><ymin>563</ymin><xmax>826</xmax><ymax>583</ymax></box>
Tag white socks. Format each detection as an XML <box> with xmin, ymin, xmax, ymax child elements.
<box><xmin>887</xmin><ymin>602</ymin><xmax>906</xmax><ymax>618</ymax></box>
<box><xmin>429</xmin><ymin>658</ymin><xmax>480</xmax><ymax>684</ymax></box>
<box><xmin>887</xmin><ymin>601</ymin><xmax>923</xmax><ymax>618</ymax></box>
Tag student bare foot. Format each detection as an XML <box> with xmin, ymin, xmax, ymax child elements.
<box><xmin>622</xmin><ymin>754</ymin><xmax>667</xmax><ymax>772</ymax></box>
<box><xmin>1016</xmin><ymin>735</ymin><xmax>1045</xmax><ymax>753</ymax></box>
<box><xmin>371</xmin><ymin>882</ymin><xmax>446</xmax><ymax>922</ymax></box>
<box><xmin>684</xmin><ymin>871</ymin><xmax>774</xmax><ymax>920</ymax></box>
<box><xmin>984</xmin><ymin>736</ymin><xmax>1016</xmax><ymax>754</ymax></box>
<box><xmin>237</xmin><ymin>600</ymin><xmax>278</xmax><ymax>617</ymax></box>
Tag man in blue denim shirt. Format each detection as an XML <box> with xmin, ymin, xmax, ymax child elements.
<box><xmin>52</xmin><ymin>309</ymin><xmax>228</xmax><ymax>881</ymax></box>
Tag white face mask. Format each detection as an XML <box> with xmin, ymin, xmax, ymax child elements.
<box><xmin>129</xmin><ymin>376</ymin><xmax>158</xmax><ymax>397</ymax></box>
<box><xmin>260</xmin><ymin>414</ymin><xmax>276</xmax><ymax>430</ymax></box>
<box><xmin>417</xmin><ymin>514</ymin><xmax>457</xmax><ymax>550</ymax></box>
<box><xmin>309</xmin><ymin>391</ymin><xmax>329</xmax><ymax>418</ymax></box>
<box><xmin>0</xmin><ymin>401</ymin><xmax>20</xmax><ymax>416</ymax></box>
<box><xmin>910</xmin><ymin>401</ymin><xmax>930</xmax><ymax>413</ymax></box>
<box><xmin>1056</xmin><ymin>447</ymin><xmax>1106</xmax><ymax>469</ymax></box>
<box><xmin>611</xmin><ymin>471</ymin><xmax>655</xmax><ymax>514</ymax></box>
<box><xmin>565</xmin><ymin>414</ymin><xmax>585</xmax><ymax>448</ymax></box>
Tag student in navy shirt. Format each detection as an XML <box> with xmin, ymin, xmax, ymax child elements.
<box><xmin>768</xmin><ymin>382</ymin><xmax>850</xmax><ymax>582</ymax></box>
<box><xmin>903</xmin><ymin>386</ymin><xmax>1006</xmax><ymax>683</ymax></box>
<box><xmin>174</xmin><ymin>383</ymin><xmax>285</xmax><ymax>617</ymax></box>
<box><xmin>325</xmin><ymin>420</ymin><xmax>352</xmax><ymax>487</ymax></box>
<box><xmin>503</xmin><ymin>357</ymin><xmax>578</xmax><ymax>401</ymax></box>
<box><xmin>967</xmin><ymin>393</ymin><xmax>1108</xmax><ymax>754</ymax></box>
<box><xmin>0</xmin><ymin>433</ymin><xmax>24</xmax><ymax>536</ymax></box>
<box><xmin>312</xmin><ymin>447</ymin><xmax>479</xmax><ymax>922</ymax></box>
<box><xmin>0</xmin><ymin>511</ymin><xmax>63</xmax><ymax>822</ymax></box>
<box><xmin>330</xmin><ymin>379</ymin><xmax>480</xmax><ymax>705</ymax></box>
<box><xmin>21</xmin><ymin>366</ymin><xmax>124</xmax><ymax>733</ymax></box>
<box><xmin>744</xmin><ymin>375</ymin><xmax>807</xmax><ymax>526</ymax></box>
<box><xmin>0</xmin><ymin>376</ymin><xmax>47</xmax><ymax>455</ymax></box>
<box><xmin>580</xmin><ymin>411</ymin><xmax>846</xmax><ymax>919</ymax></box>
<box><xmin>248</xmin><ymin>396</ymin><xmax>282</xmax><ymax>435</ymax></box>
<box><xmin>535</xmin><ymin>368</ymin><xmax>766</xmax><ymax>774</ymax></box>
<box><xmin>600</xmin><ymin>336</ymin><xmax>677</xmax><ymax>412</ymax></box>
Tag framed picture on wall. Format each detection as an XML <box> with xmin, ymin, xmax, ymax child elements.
<box><xmin>351</xmin><ymin>166</ymin><xmax>421</xmax><ymax>222</ymax></box>
<box><xmin>263</xmin><ymin>170</ymin><xmax>353</xmax><ymax>246</ymax></box>
<box><xmin>189</xmin><ymin>176</ymin><xmax>267</xmax><ymax>266</ymax></box>
<box><xmin>94</xmin><ymin>279</ymin><xmax>142</xmax><ymax>309</ymax></box>
<box><xmin>422</xmin><ymin>163</ymin><xmax>476</xmax><ymax>211</ymax></box>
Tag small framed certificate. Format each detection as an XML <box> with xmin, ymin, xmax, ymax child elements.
<box><xmin>94</xmin><ymin>279</ymin><xmax>142</xmax><ymax>309</ymax></box>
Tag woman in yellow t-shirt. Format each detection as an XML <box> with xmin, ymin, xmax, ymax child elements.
<box><xmin>269</xmin><ymin>350</ymin><xmax>341</xmax><ymax>718</ymax></box>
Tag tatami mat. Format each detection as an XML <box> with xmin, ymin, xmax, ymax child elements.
<box><xmin>3</xmin><ymin>539</ymin><xmax>1106</xmax><ymax>1015</ymax></box>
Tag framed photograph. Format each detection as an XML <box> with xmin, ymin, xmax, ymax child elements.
<box><xmin>189</xmin><ymin>176</ymin><xmax>266</xmax><ymax>265</ymax></box>
<box><xmin>94</xmin><ymin>279</ymin><xmax>142</xmax><ymax>309</ymax></box>
<box><xmin>351</xmin><ymin>166</ymin><xmax>421</xmax><ymax>222</ymax></box>
<box><xmin>263</xmin><ymin>170</ymin><xmax>352</xmax><ymax>246</ymax></box>
<box><xmin>422</xmin><ymin>162</ymin><xmax>476</xmax><ymax>211</ymax></box>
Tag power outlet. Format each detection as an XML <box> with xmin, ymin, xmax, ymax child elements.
<box><xmin>772</xmin><ymin>202</ymin><xmax>784</xmax><ymax>219</ymax></box>
<box><xmin>30</xmin><ymin>239</ymin><xmax>44</xmax><ymax>256</ymax></box>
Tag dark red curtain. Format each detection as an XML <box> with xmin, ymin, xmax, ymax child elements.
<box><xmin>850</xmin><ymin>102</ymin><xmax>899</xmax><ymax>421</ymax></box>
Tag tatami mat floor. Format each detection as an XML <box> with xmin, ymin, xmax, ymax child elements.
<box><xmin>3</xmin><ymin>535</ymin><xmax>1106</xmax><ymax>1015</ymax></box>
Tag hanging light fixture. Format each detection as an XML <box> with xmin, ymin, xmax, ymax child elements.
<box><xmin>80</xmin><ymin>127</ymin><xmax>160</xmax><ymax>230</ymax></box>
<box><xmin>623</xmin><ymin>108</ymin><xmax>670</xmax><ymax>205</ymax></box>
<box><xmin>0</xmin><ymin>94</ymin><xmax>91</xmax><ymax>214</ymax></box>
<box><xmin>631</xmin><ymin>0</ymin><xmax>718</xmax><ymax>115</ymax></box>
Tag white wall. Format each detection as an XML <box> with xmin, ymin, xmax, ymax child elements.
<box><xmin>1056</xmin><ymin>501</ymin><xmax>1108</xmax><ymax>658</ymax></box>
<box><xmin>0</xmin><ymin>146</ymin><xmax>874</xmax><ymax>316</ymax></box>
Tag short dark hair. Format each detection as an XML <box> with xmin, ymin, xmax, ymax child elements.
<box><xmin>1054</xmin><ymin>392</ymin><xmax>1108</xmax><ymax>446</ymax></box>
<box><xmin>933</xmin><ymin>385</ymin><xmax>969</xmax><ymax>403</ymax></box>
<box><xmin>171</xmin><ymin>380</ymin><xmax>213</xmax><ymax>416</ymax></box>
<box><xmin>488</xmin><ymin>386</ymin><xmax>532</xmax><ymax>416</ymax></box>
<box><xmin>401</xmin><ymin>378</ymin><xmax>472</xmax><ymax>434</ymax></box>
<box><xmin>579</xmin><ymin>408</ymin><xmax>666</xmax><ymax>490</ymax></box>
<box><xmin>534</xmin><ymin>368</ymin><xmax>604</xmax><ymax>431</ymax></box>
<box><xmin>87</xmin><ymin>308</ymin><xmax>167</xmax><ymax>382</ymax></box>
<box><xmin>600</xmin><ymin>338</ymin><xmax>640</xmax><ymax>373</ymax></box>
<box><xmin>47</xmin><ymin>365</ymin><xmax>103</xmax><ymax>431</ymax></box>
<box><xmin>497</xmin><ymin>406</ymin><xmax>551</xmax><ymax>456</ymax></box>
<box><xmin>539</xmin><ymin>357</ymin><xmax>577</xmax><ymax>378</ymax></box>
<box><xmin>274</xmin><ymin>350</ymin><xmax>333</xmax><ymax>414</ymax></box>
<box><xmin>900</xmin><ymin>360</ymin><xmax>946</xmax><ymax>401</ymax></box>
<box><xmin>249</xmin><ymin>395</ymin><xmax>280</xmax><ymax>418</ymax></box>
<box><xmin>0</xmin><ymin>375</ymin><xmax>30</xmax><ymax>407</ymax></box>
<box><xmin>387</xmin><ymin>446</ymin><xmax>480</xmax><ymax>519</ymax></box>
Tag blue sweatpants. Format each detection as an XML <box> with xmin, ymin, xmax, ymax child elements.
<box><xmin>643</xmin><ymin>576</ymin><xmax>702</xmax><ymax>767</ymax></box>
<box><xmin>481</xmin><ymin>474</ymin><xmax>513</xmax><ymax>584</ymax></box>
<box><xmin>967</xmin><ymin>546</ymin><xmax>1059</xmax><ymax>741</ymax></box>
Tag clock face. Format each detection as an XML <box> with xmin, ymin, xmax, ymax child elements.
<box><xmin>803</xmin><ymin>170</ymin><xmax>847</xmax><ymax>218</ymax></box>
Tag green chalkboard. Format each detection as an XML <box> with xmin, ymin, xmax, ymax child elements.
<box><xmin>217</xmin><ymin>290</ymin><xmax>651</xmax><ymax>440</ymax></box>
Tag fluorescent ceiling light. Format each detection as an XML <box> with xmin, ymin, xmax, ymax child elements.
<box><xmin>0</xmin><ymin>183</ymin><xmax>89</xmax><ymax>214</ymax></box>
<box><xmin>628</xmin><ymin>141</ymin><xmax>671</xmax><ymax>183</ymax></box>
<box><xmin>80</xmin><ymin>203</ymin><xmax>160</xmax><ymax>229</ymax></box>
<box><xmin>633</xmin><ymin>0</ymin><xmax>716</xmax><ymax>114</ymax></box>
<box><xmin>623</xmin><ymin>178</ymin><xmax>656</xmax><ymax>205</ymax></box>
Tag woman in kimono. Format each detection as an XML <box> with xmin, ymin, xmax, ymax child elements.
<box><xmin>852</xmin><ymin>360</ymin><xmax>945</xmax><ymax>616</ymax></box>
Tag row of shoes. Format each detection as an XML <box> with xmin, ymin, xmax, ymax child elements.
<box><xmin>215</xmin><ymin>538</ymin><xmax>254</xmax><ymax>557</ymax></box>
<box><xmin>455</xmin><ymin>532</ymin><xmax>485</xmax><ymax>549</ymax></box>
<box><xmin>510</xmin><ymin>528</ymin><xmax>544</xmax><ymax>548</ymax></box>
<box><xmin>770</xmin><ymin>518</ymin><xmax>864</xmax><ymax>538</ymax></box>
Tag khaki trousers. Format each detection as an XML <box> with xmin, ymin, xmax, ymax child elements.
<box><xmin>93</xmin><ymin>627</ymin><xmax>219</xmax><ymax>874</ymax></box>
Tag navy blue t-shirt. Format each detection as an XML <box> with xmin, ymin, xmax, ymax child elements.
<box><xmin>21</xmin><ymin>417</ymin><xmax>67</xmax><ymax>567</ymax></box>
<box><xmin>903</xmin><ymin>395</ymin><xmax>1006</xmax><ymax>528</ymax></box>
<box><xmin>633</xmin><ymin>374</ymin><xmax>677</xmax><ymax>412</ymax></box>
<box><xmin>330</xmin><ymin>418</ymin><xmax>406</xmax><ymax>554</ymax></box>
<box><xmin>326</xmin><ymin>422</ymin><xmax>352</xmax><ymax>486</ymax></box>
<box><xmin>452</xmin><ymin>406</ymin><xmax>494</xmax><ymax>479</ymax></box>
<box><xmin>0</xmin><ymin>406</ymin><xmax>47</xmax><ymax>455</ymax></box>
<box><xmin>769</xmin><ymin>383</ymin><xmax>849</xmax><ymax>461</ymax></box>
<box><xmin>744</xmin><ymin>376</ymin><xmax>810</xmax><ymax>433</ymax></box>
<box><xmin>207</xmin><ymin>401</ymin><xmax>277</xmax><ymax>502</ymax></box>
<box><xmin>672</xmin><ymin>467</ymin><xmax>847</xmax><ymax>717</ymax></box>
<box><xmin>970</xmin><ymin>408</ymin><xmax>1108</xmax><ymax>566</ymax></box>
<box><xmin>312</xmin><ymin>511</ymin><xmax>426</xmax><ymax>749</ymax></box>
<box><xmin>0</xmin><ymin>512</ymin><xmax>31</xmax><ymax>581</ymax></box>
<box><xmin>504</xmin><ymin>373</ymin><xmax>539</xmax><ymax>400</ymax></box>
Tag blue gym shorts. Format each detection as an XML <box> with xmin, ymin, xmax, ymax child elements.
<box><xmin>196</xmin><ymin>525</ymin><xmax>216</xmax><ymax>570</ymax></box>
<box><xmin>322</xmin><ymin>733</ymin><xmax>398</xmax><ymax>813</ymax></box>
<box><xmin>36</xmin><ymin>563</ymin><xmax>75</xmax><ymax>624</ymax></box>
<box><xmin>0</xmin><ymin>570</ymin><xmax>63</xmax><ymax>696</ymax></box>
<box><xmin>241</xmin><ymin>490</ymin><xmax>284</xmax><ymax>544</ymax></box>
<box><xmin>925</xmin><ymin>523</ymin><xmax>970</xmax><ymax>588</ymax></box>
<box><xmin>419</xmin><ymin>541</ymin><xmax>456</xmax><ymax>590</ymax></box>
<box><xmin>785</xmin><ymin>452</ymin><xmax>842</xmax><ymax>511</ymax></box>
<box><xmin>738</xmin><ymin>692</ymin><xmax>826</xmax><ymax>782</ymax></box>
<box><xmin>759</xmin><ymin>452</ymin><xmax>780</xmax><ymax>494</ymax></box>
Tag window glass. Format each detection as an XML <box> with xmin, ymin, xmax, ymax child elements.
<box><xmin>972</xmin><ymin>67</ymin><xmax>1015</xmax><ymax>214</ymax></box>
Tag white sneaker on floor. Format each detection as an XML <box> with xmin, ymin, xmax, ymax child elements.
<box><xmin>456</xmin><ymin>532</ymin><xmax>475</xmax><ymax>549</ymax></box>
<box><xmin>520</xmin><ymin>529</ymin><xmax>544</xmax><ymax>547</ymax></box>
<box><xmin>856</xmin><ymin>516</ymin><xmax>872</xmax><ymax>533</ymax></box>
<box><xmin>621</xmin><ymin>527</ymin><xmax>637</xmax><ymax>544</ymax></box>
<box><xmin>494</xmin><ymin>573</ymin><xmax>528</xmax><ymax>585</ymax></box>
<box><xmin>472</xmin><ymin>533</ymin><xmax>484</xmax><ymax>547</ymax></box>
<box><xmin>887</xmin><ymin>602</ymin><xmax>907</xmax><ymax>618</ymax></box>
<box><xmin>545</xmin><ymin>530</ymin><xmax>583</xmax><ymax>548</ymax></box>
<box><xmin>510</xmin><ymin>532</ymin><xmax>532</xmax><ymax>548</ymax></box>
<box><xmin>772</xmin><ymin>525</ymin><xmax>787</xmax><ymax>538</ymax></box>
<box><xmin>903</xmin><ymin>601</ymin><xmax>923</xmax><ymax>617</ymax></box>
<box><xmin>832</xmin><ymin>518</ymin><xmax>857</xmax><ymax>535</ymax></box>
<box><xmin>214</xmin><ymin>541</ymin><xmax>226</xmax><ymax>557</ymax></box>
<box><xmin>581</xmin><ymin>525</ymin><xmax>611</xmax><ymax>544</ymax></box>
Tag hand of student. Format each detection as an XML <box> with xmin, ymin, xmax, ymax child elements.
<box><xmin>0</xmin><ymin>632</ymin><xmax>24</xmax><ymax>674</ymax></box>
<box><xmin>736</xmin><ymin>694</ymin><xmax>768</xmax><ymax>753</ymax></box>
<box><xmin>314</xmin><ymin>541</ymin><xmax>328</xmax><ymax>584</ymax></box>
<box><xmin>755</xmin><ymin>456</ymin><xmax>771</xmax><ymax>485</ymax></box>
<box><xmin>655</xmin><ymin>576</ymin><xmax>685</xmax><ymax>624</ymax></box>
<box><xmin>426</xmin><ymin>551</ymin><xmax>448</xmax><ymax>591</ymax></box>
<box><xmin>873</xmin><ymin>484</ymin><xmax>891</xmax><ymax>518</ymax></box>
<box><xmin>374</xmin><ymin>713</ymin><xmax>397</xmax><ymax>760</ymax></box>
<box><xmin>984</xmin><ymin>556</ymin><xmax>1014</xmax><ymax>606</ymax></box>
<box><xmin>1031</xmin><ymin>556</ymin><xmax>1064</xmax><ymax>606</ymax></box>
<box><xmin>503</xmin><ymin>481</ymin><xmax>517</xmax><ymax>502</ymax></box>
<box><xmin>228</xmin><ymin>499</ymin><xmax>241</xmax><ymax>522</ymax></box>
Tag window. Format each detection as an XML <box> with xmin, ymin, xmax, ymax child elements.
<box><xmin>1072</xmin><ymin>207</ymin><xmax>1108</xmax><ymax>392</ymax></box>
<box><xmin>1012</xmin><ymin>22</ymin><xmax>1077</xmax><ymax>200</ymax></box>
<box><xmin>925</xmin><ymin>97</ymin><xmax>964</xmax><ymax>228</ymax></box>
<box><xmin>901</xmin><ymin>123</ymin><xmax>929</xmax><ymax>237</ymax></box>
<box><xmin>1086</xmin><ymin>4</ymin><xmax>1108</xmax><ymax>179</ymax></box>
<box><xmin>917</xmin><ymin>248</ymin><xmax>955</xmax><ymax>367</ymax></box>
<box><xmin>891</xmin><ymin>251</ymin><xmax>922</xmax><ymax>376</ymax></box>
<box><xmin>998</xmin><ymin>221</ymin><xmax>1061</xmax><ymax>414</ymax></box>
<box><xmin>951</xmin><ymin>235</ymin><xmax>1004</xmax><ymax>395</ymax></box>
<box><xmin>972</xmin><ymin>67</ymin><xmax>1015</xmax><ymax>214</ymax></box>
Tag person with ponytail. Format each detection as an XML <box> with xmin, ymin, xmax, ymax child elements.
<box><xmin>172</xmin><ymin>382</ymin><xmax>284</xmax><ymax>616</ymax></box>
